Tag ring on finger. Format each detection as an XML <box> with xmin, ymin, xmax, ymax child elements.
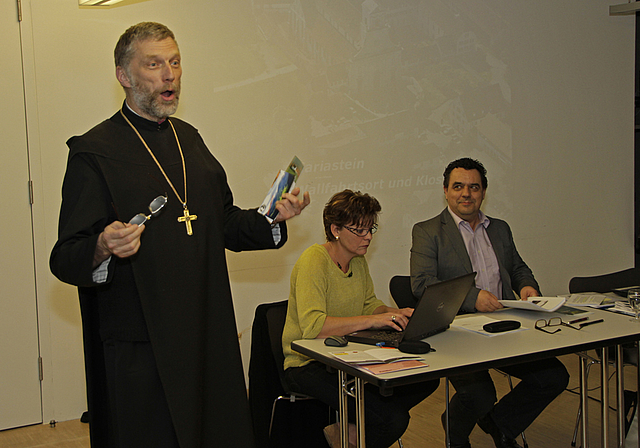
<box><xmin>391</xmin><ymin>315</ymin><xmax>396</xmax><ymax>322</ymax></box>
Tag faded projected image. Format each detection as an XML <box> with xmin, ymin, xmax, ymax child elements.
<box><xmin>209</xmin><ymin>0</ymin><xmax>512</xmax><ymax>234</ymax></box>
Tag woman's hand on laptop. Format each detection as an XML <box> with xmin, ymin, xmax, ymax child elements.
<box><xmin>370</xmin><ymin>307</ymin><xmax>413</xmax><ymax>331</ymax></box>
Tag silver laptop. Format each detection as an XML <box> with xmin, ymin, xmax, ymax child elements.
<box><xmin>346</xmin><ymin>272</ymin><xmax>476</xmax><ymax>347</ymax></box>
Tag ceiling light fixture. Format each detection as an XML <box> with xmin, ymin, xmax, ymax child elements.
<box><xmin>79</xmin><ymin>0</ymin><xmax>124</xmax><ymax>6</ymax></box>
<box><xmin>610</xmin><ymin>1</ymin><xmax>640</xmax><ymax>15</ymax></box>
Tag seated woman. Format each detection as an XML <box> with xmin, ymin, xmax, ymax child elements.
<box><xmin>282</xmin><ymin>190</ymin><xmax>439</xmax><ymax>448</ymax></box>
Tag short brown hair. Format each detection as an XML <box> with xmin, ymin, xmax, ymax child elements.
<box><xmin>323</xmin><ymin>190</ymin><xmax>381</xmax><ymax>241</ymax></box>
<box><xmin>114</xmin><ymin>22</ymin><xmax>176</xmax><ymax>71</ymax></box>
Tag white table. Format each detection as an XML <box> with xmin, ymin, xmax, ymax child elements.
<box><xmin>292</xmin><ymin>307</ymin><xmax>640</xmax><ymax>448</ymax></box>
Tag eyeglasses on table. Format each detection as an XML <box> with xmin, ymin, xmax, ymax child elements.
<box><xmin>534</xmin><ymin>317</ymin><xmax>583</xmax><ymax>334</ymax></box>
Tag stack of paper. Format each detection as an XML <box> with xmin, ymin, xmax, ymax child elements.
<box><xmin>612</xmin><ymin>301</ymin><xmax>635</xmax><ymax>316</ymax></box>
<box><xmin>451</xmin><ymin>315</ymin><xmax>526</xmax><ymax>336</ymax></box>
<box><xmin>497</xmin><ymin>296</ymin><xmax>566</xmax><ymax>312</ymax></box>
<box><xmin>329</xmin><ymin>348</ymin><xmax>428</xmax><ymax>375</ymax></box>
<box><xmin>565</xmin><ymin>294</ymin><xmax>611</xmax><ymax>308</ymax></box>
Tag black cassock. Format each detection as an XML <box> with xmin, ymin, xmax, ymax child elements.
<box><xmin>50</xmin><ymin>104</ymin><xmax>286</xmax><ymax>448</ymax></box>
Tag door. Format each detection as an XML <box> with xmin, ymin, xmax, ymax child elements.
<box><xmin>0</xmin><ymin>0</ymin><xmax>43</xmax><ymax>430</ymax></box>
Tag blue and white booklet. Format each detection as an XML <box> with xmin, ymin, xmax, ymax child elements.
<box><xmin>258</xmin><ymin>156</ymin><xmax>304</xmax><ymax>222</ymax></box>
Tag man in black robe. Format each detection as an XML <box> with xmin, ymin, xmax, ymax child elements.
<box><xmin>50</xmin><ymin>22</ymin><xmax>309</xmax><ymax>448</ymax></box>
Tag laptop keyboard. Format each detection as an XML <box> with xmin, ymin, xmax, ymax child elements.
<box><xmin>368</xmin><ymin>330</ymin><xmax>404</xmax><ymax>341</ymax></box>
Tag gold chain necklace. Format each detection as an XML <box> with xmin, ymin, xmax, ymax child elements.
<box><xmin>120</xmin><ymin>109</ymin><xmax>197</xmax><ymax>235</ymax></box>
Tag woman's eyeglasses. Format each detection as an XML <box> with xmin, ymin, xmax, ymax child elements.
<box><xmin>129</xmin><ymin>195</ymin><xmax>168</xmax><ymax>226</ymax></box>
<box><xmin>344</xmin><ymin>224</ymin><xmax>378</xmax><ymax>237</ymax></box>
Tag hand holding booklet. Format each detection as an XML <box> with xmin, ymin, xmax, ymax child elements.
<box><xmin>257</xmin><ymin>156</ymin><xmax>304</xmax><ymax>223</ymax></box>
<box><xmin>498</xmin><ymin>296</ymin><xmax>566</xmax><ymax>312</ymax></box>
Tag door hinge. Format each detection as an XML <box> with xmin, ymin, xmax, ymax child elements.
<box><xmin>38</xmin><ymin>357</ymin><xmax>43</xmax><ymax>381</ymax></box>
<box><xmin>28</xmin><ymin>180</ymin><xmax>34</xmax><ymax>205</ymax></box>
<box><xmin>17</xmin><ymin>0</ymin><xmax>22</xmax><ymax>22</ymax></box>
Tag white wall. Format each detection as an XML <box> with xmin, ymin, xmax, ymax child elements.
<box><xmin>15</xmin><ymin>0</ymin><xmax>635</xmax><ymax>422</ymax></box>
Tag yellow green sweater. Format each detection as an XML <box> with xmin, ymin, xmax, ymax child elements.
<box><xmin>282</xmin><ymin>244</ymin><xmax>385</xmax><ymax>370</ymax></box>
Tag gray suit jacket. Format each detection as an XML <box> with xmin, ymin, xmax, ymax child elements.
<box><xmin>410</xmin><ymin>208</ymin><xmax>539</xmax><ymax>313</ymax></box>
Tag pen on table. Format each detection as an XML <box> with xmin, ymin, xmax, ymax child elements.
<box><xmin>579</xmin><ymin>319</ymin><xmax>604</xmax><ymax>329</ymax></box>
<box><xmin>569</xmin><ymin>317</ymin><xmax>589</xmax><ymax>325</ymax></box>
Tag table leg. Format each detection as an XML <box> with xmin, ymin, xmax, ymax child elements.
<box><xmin>637</xmin><ymin>342</ymin><xmax>640</xmax><ymax>448</ymax></box>
<box><xmin>445</xmin><ymin>377</ymin><xmax>451</xmax><ymax>448</ymax></box>
<box><xmin>616</xmin><ymin>345</ymin><xmax>625</xmax><ymax>448</ymax></box>
<box><xmin>338</xmin><ymin>370</ymin><xmax>349</xmax><ymax>448</ymax></box>
<box><xmin>355</xmin><ymin>377</ymin><xmax>366</xmax><ymax>448</ymax></box>
<box><xmin>602</xmin><ymin>346</ymin><xmax>610</xmax><ymax>448</ymax></box>
<box><xmin>581</xmin><ymin>354</ymin><xmax>590</xmax><ymax>448</ymax></box>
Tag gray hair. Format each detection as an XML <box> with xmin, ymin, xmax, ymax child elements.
<box><xmin>114</xmin><ymin>22</ymin><xmax>176</xmax><ymax>71</ymax></box>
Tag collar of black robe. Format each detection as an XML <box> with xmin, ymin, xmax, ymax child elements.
<box><xmin>121</xmin><ymin>100</ymin><xmax>171</xmax><ymax>132</ymax></box>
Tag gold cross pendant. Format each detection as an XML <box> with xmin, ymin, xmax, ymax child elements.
<box><xmin>178</xmin><ymin>206</ymin><xmax>197</xmax><ymax>235</ymax></box>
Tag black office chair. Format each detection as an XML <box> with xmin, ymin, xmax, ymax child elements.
<box><xmin>266</xmin><ymin>301</ymin><xmax>338</xmax><ymax>439</ymax></box>
<box><xmin>263</xmin><ymin>301</ymin><xmax>304</xmax><ymax>399</ymax></box>
<box><xmin>250</xmin><ymin>300</ymin><xmax>405</xmax><ymax>448</ymax></box>
<box><xmin>569</xmin><ymin>267</ymin><xmax>640</xmax><ymax>295</ymax></box>
<box><xmin>389</xmin><ymin>275</ymin><xmax>528</xmax><ymax>448</ymax></box>
<box><xmin>248</xmin><ymin>300</ymin><xmax>331</xmax><ymax>448</ymax></box>
<box><xmin>568</xmin><ymin>268</ymin><xmax>640</xmax><ymax>446</ymax></box>
<box><xmin>389</xmin><ymin>275</ymin><xmax>419</xmax><ymax>308</ymax></box>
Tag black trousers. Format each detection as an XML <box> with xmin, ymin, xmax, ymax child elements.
<box><xmin>103</xmin><ymin>340</ymin><xmax>180</xmax><ymax>448</ymax></box>
<box><xmin>447</xmin><ymin>357</ymin><xmax>569</xmax><ymax>444</ymax></box>
<box><xmin>285</xmin><ymin>361</ymin><xmax>439</xmax><ymax>448</ymax></box>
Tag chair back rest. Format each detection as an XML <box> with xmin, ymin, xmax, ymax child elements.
<box><xmin>264</xmin><ymin>300</ymin><xmax>290</xmax><ymax>392</ymax></box>
<box><xmin>569</xmin><ymin>267</ymin><xmax>640</xmax><ymax>293</ymax></box>
<box><xmin>389</xmin><ymin>275</ymin><xmax>419</xmax><ymax>308</ymax></box>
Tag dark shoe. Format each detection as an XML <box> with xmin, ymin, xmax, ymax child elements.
<box><xmin>441</xmin><ymin>413</ymin><xmax>472</xmax><ymax>448</ymax></box>
<box><xmin>449</xmin><ymin>442</ymin><xmax>472</xmax><ymax>448</ymax></box>
<box><xmin>323</xmin><ymin>423</ymin><xmax>355</xmax><ymax>448</ymax></box>
<box><xmin>477</xmin><ymin>414</ymin><xmax>523</xmax><ymax>448</ymax></box>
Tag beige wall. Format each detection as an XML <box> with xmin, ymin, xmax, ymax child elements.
<box><xmin>11</xmin><ymin>0</ymin><xmax>636</xmax><ymax>422</ymax></box>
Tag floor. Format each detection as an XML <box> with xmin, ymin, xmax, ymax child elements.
<box><xmin>0</xmin><ymin>353</ymin><xmax>635</xmax><ymax>448</ymax></box>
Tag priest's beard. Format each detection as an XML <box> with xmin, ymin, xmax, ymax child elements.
<box><xmin>129</xmin><ymin>79</ymin><xmax>180</xmax><ymax>121</ymax></box>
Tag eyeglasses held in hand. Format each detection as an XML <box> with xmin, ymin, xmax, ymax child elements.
<box><xmin>129</xmin><ymin>195</ymin><xmax>168</xmax><ymax>226</ymax></box>
<box><xmin>344</xmin><ymin>224</ymin><xmax>378</xmax><ymax>237</ymax></box>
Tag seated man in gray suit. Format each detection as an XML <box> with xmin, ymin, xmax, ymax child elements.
<box><xmin>410</xmin><ymin>158</ymin><xmax>569</xmax><ymax>448</ymax></box>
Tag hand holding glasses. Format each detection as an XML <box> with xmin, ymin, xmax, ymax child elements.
<box><xmin>129</xmin><ymin>195</ymin><xmax>168</xmax><ymax>226</ymax></box>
